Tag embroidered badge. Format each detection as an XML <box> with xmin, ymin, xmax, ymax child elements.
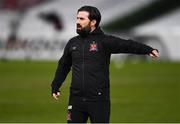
<box><xmin>89</xmin><ymin>41</ymin><xmax>98</xmax><ymax>51</ymax></box>
<box><xmin>67</xmin><ymin>111</ymin><xmax>72</xmax><ymax>121</ymax></box>
<box><xmin>67</xmin><ymin>105</ymin><xmax>72</xmax><ymax>121</ymax></box>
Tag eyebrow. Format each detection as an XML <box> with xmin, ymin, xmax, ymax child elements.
<box><xmin>77</xmin><ymin>17</ymin><xmax>85</xmax><ymax>19</ymax></box>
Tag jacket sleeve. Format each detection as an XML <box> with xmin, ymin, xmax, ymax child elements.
<box><xmin>51</xmin><ymin>40</ymin><xmax>72</xmax><ymax>93</ymax></box>
<box><xmin>103</xmin><ymin>35</ymin><xmax>154</xmax><ymax>54</ymax></box>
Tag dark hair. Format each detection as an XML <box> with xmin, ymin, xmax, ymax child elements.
<box><xmin>78</xmin><ymin>6</ymin><xmax>101</xmax><ymax>28</ymax></box>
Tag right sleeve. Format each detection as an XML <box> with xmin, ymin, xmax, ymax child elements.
<box><xmin>51</xmin><ymin>41</ymin><xmax>72</xmax><ymax>93</ymax></box>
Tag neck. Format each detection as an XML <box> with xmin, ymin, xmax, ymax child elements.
<box><xmin>90</xmin><ymin>27</ymin><xmax>96</xmax><ymax>32</ymax></box>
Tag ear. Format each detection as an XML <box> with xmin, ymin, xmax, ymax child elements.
<box><xmin>90</xmin><ymin>20</ymin><xmax>97</xmax><ymax>27</ymax></box>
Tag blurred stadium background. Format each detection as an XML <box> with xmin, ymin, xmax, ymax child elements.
<box><xmin>0</xmin><ymin>0</ymin><xmax>179</xmax><ymax>123</ymax></box>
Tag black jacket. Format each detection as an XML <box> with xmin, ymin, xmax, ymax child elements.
<box><xmin>51</xmin><ymin>27</ymin><xmax>154</xmax><ymax>101</ymax></box>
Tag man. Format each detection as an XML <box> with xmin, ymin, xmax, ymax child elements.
<box><xmin>51</xmin><ymin>6</ymin><xmax>159</xmax><ymax>123</ymax></box>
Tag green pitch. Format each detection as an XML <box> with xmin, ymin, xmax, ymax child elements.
<box><xmin>0</xmin><ymin>60</ymin><xmax>179</xmax><ymax>123</ymax></box>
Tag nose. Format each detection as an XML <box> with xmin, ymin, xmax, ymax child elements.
<box><xmin>76</xmin><ymin>19</ymin><xmax>80</xmax><ymax>24</ymax></box>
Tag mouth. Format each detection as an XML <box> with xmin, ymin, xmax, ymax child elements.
<box><xmin>77</xmin><ymin>24</ymin><xmax>82</xmax><ymax>29</ymax></box>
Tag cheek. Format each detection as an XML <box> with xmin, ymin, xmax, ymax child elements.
<box><xmin>84</xmin><ymin>23</ymin><xmax>91</xmax><ymax>27</ymax></box>
<box><xmin>81</xmin><ymin>23</ymin><xmax>88</xmax><ymax>28</ymax></box>
<box><xmin>81</xmin><ymin>20</ymin><xmax>90</xmax><ymax>27</ymax></box>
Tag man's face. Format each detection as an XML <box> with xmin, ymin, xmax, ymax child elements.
<box><xmin>76</xmin><ymin>11</ymin><xmax>91</xmax><ymax>32</ymax></box>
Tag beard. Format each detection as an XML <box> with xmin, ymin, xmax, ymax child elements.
<box><xmin>76</xmin><ymin>23</ymin><xmax>91</xmax><ymax>37</ymax></box>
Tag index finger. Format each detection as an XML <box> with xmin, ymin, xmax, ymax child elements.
<box><xmin>52</xmin><ymin>93</ymin><xmax>59</xmax><ymax>100</ymax></box>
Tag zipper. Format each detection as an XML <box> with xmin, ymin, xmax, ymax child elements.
<box><xmin>82</xmin><ymin>40</ymin><xmax>85</xmax><ymax>100</ymax></box>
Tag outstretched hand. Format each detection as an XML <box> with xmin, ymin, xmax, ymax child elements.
<box><xmin>149</xmin><ymin>49</ymin><xmax>159</xmax><ymax>58</ymax></box>
<box><xmin>52</xmin><ymin>92</ymin><xmax>60</xmax><ymax>101</ymax></box>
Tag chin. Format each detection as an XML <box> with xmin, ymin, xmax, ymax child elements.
<box><xmin>76</xmin><ymin>29</ymin><xmax>81</xmax><ymax>34</ymax></box>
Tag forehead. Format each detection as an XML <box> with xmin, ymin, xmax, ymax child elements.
<box><xmin>77</xmin><ymin>11</ymin><xmax>89</xmax><ymax>18</ymax></box>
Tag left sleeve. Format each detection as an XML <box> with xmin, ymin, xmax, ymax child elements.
<box><xmin>103</xmin><ymin>35</ymin><xmax>154</xmax><ymax>54</ymax></box>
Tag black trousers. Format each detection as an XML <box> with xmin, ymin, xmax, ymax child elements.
<box><xmin>67</xmin><ymin>100</ymin><xmax>110</xmax><ymax>123</ymax></box>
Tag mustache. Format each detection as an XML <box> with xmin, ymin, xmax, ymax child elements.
<box><xmin>77</xmin><ymin>24</ymin><xmax>82</xmax><ymax>28</ymax></box>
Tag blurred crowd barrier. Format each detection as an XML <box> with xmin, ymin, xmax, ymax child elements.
<box><xmin>0</xmin><ymin>38</ymin><xmax>66</xmax><ymax>60</ymax></box>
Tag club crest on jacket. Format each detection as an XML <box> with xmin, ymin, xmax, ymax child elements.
<box><xmin>89</xmin><ymin>41</ymin><xmax>98</xmax><ymax>51</ymax></box>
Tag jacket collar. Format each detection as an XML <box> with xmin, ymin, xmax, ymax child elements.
<box><xmin>90</xmin><ymin>27</ymin><xmax>104</xmax><ymax>35</ymax></box>
<box><xmin>78</xmin><ymin>27</ymin><xmax>104</xmax><ymax>38</ymax></box>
